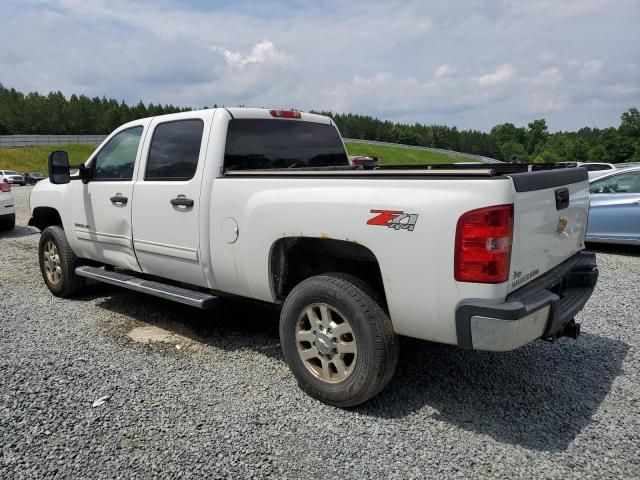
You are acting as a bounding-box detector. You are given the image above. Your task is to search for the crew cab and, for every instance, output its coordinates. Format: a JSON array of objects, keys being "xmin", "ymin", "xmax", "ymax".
[{"xmin": 29, "ymin": 108, "xmax": 598, "ymax": 407}]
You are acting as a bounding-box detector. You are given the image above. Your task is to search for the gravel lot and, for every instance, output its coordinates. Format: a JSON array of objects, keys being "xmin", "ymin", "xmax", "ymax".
[{"xmin": 1, "ymin": 186, "xmax": 639, "ymax": 479}]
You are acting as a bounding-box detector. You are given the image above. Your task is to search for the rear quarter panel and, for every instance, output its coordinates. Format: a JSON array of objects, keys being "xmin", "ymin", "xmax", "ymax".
[{"xmin": 208, "ymin": 177, "xmax": 514, "ymax": 344}]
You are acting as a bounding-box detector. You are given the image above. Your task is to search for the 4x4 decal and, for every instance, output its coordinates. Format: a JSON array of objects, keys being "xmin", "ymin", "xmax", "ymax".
[{"xmin": 367, "ymin": 209, "xmax": 419, "ymax": 232}]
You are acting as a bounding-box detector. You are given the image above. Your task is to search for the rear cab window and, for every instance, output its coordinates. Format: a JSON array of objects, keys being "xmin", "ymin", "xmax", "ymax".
[{"xmin": 224, "ymin": 119, "xmax": 348, "ymax": 171}]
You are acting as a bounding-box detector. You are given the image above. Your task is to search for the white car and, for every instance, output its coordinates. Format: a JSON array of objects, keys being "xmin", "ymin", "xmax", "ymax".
[
  {"xmin": 0, "ymin": 170, "xmax": 25, "ymax": 186},
  {"xmin": 0, "ymin": 182, "xmax": 16, "ymax": 231},
  {"xmin": 28, "ymin": 108, "xmax": 598, "ymax": 406},
  {"xmin": 558, "ymin": 162, "xmax": 616, "ymax": 180}
]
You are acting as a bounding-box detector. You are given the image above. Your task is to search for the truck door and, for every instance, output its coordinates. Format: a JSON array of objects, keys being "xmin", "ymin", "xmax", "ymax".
[
  {"xmin": 131, "ymin": 114, "xmax": 211, "ymax": 287},
  {"xmin": 70, "ymin": 121, "xmax": 149, "ymax": 270}
]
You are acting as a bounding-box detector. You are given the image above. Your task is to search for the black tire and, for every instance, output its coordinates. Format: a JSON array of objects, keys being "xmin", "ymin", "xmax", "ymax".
[
  {"xmin": 38, "ymin": 225, "xmax": 86, "ymax": 297},
  {"xmin": 280, "ymin": 273, "xmax": 398, "ymax": 407},
  {"xmin": 0, "ymin": 213, "xmax": 15, "ymax": 231}
]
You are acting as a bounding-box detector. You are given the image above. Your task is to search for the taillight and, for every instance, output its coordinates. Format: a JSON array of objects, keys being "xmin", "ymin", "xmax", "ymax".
[
  {"xmin": 454, "ymin": 204, "xmax": 513, "ymax": 284},
  {"xmin": 0, "ymin": 182, "xmax": 11, "ymax": 192},
  {"xmin": 269, "ymin": 109, "xmax": 301, "ymax": 119}
]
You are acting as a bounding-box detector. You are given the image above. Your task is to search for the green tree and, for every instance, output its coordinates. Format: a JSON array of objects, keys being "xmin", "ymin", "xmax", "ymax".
[
  {"xmin": 620, "ymin": 107, "xmax": 640, "ymax": 138},
  {"xmin": 500, "ymin": 140, "xmax": 528, "ymax": 162},
  {"xmin": 526, "ymin": 119, "xmax": 549, "ymax": 155},
  {"xmin": 566, "ymin": 139, "xmax": 589, "ymax": 162},
  {"xmin": 587, "ymin": 144, "xmax": 607, "ymax": 163},
  {"xmin": 534, "ymin": 149, "xmax": 561, "ymax": 163}
]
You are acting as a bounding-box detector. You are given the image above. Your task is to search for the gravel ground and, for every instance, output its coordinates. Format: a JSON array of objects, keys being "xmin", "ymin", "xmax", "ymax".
[{"xmin": 1, "ymin": 186, "xmax": 639, "ymax": 479}]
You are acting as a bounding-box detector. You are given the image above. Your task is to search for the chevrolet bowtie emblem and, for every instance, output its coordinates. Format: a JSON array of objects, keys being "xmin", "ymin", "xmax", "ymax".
[{"xmin": 555, "ymin": 217, "xmax": 569, "ymax": 235}]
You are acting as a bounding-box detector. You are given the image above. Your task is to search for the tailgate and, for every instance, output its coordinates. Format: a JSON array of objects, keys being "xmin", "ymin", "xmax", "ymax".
[{"xmin": 507, "ymin": 168, "xmax": 589, "ymax": 293}]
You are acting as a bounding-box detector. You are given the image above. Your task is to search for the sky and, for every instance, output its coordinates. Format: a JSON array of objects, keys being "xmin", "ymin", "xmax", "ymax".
[{"xmin": 1, "ymin": 0, "xmax": 639, "ymax": 131}]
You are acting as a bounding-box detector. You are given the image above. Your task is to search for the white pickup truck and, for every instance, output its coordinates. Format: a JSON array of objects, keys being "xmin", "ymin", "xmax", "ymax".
[{"xmin": 29, "ymin": 108, "xmax": 598, "ymax": 407}]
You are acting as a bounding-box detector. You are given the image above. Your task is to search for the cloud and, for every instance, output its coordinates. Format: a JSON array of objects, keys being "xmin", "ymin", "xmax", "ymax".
[
  {"xmin": 579, "ymin": 60, "xmax": 604, "ymax": 78},
  {"xmin": 530, "ymin": 67, "xmax": 563, "ymax": 88},
  {"xmin": 474, "ymin": 64, "xmax": 517, "ymax": 87},
  {"xmin": 215, "ymin": 40, "xmax": 293, "ymax": 69},
  {"xmin": 0, "ymin": 0, "xmax": 637, "ymax": 130},
  {"xmin": 434, "ymin": 64, "xmax": 456, "ymax": 78}
]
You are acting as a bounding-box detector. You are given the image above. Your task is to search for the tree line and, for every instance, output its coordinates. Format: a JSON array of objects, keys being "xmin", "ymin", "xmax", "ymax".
[
  {"xmin": 320, "ymin": 109, "xmax": 640, "ymax": 163},
  {"xmin": 1, "ymin": 84, "xmax": 638, "ymax": 163},
  {"xmin": 0, "ymin": 84, "xmax": 190, "ymax": 136}
]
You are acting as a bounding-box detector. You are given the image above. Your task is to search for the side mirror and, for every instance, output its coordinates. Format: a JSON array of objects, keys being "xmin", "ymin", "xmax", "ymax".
[{"xmin": 48, "ymin": 151, "xmax": 71, "ymax": 184}]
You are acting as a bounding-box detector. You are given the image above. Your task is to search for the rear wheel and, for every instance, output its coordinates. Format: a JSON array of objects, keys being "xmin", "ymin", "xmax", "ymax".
[
  {"xmin": 38, "ymin": 226, "xmax": 85, "ymax": 297},
  {"xmin": 0, "ymin": 213, "xmax": 15, "ymax": 231},
  {"xmin": 280, "ymin": 273, "xmax": 398, "ymax": 407}
]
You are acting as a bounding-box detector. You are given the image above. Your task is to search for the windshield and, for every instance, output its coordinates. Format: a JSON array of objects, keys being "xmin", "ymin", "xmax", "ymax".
[
  {"xmin": 4, "ymin": 170, "xmax": 18, "ymax": 175},
  {"xmin": 224, "ymin": 119, "xmax": 348, "ymax": 171}
]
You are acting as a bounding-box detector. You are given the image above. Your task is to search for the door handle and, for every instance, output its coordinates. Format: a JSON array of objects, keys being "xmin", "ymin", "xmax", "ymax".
[
  {"xmin": 110, "ymin": 195, "xmax": 128, "ymax": 205},
  {"xmin": 170, "ymin": 196, "xmax": 194, "ymax": 207}
]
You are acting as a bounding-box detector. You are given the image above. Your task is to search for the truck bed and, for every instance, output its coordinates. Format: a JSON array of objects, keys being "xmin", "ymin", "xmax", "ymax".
[{"xmin": 225, "ymin": 163, "xmax": 587, "ymax": 190}]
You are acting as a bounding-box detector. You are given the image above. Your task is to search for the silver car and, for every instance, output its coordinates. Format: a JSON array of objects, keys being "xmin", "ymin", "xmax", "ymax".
[{"xmin": 586, "ymin": 166, "xmax": 640, "ymax": 245}]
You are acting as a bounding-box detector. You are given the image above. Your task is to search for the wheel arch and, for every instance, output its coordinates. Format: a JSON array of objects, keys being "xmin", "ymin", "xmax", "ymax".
[
  {"xmin": 269, "ymin": 237, "xmax": 387, "ymax": 308},
  {"xmin": 29, "ymin": 206, "xmax": 63, "ymax": 231}
]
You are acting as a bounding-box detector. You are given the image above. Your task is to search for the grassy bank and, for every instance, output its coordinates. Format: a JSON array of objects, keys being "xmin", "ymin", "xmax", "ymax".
[
  {"xmin": 0, "ymin": 144, "xmax": 97, "ymax": 173},
  {"xmin": 0, "ymin": 141, "xmax": 461, "ymax": 173},
  {"xmin": 345, "ymin": 142, "xmax": 462, "ymax": 164}
]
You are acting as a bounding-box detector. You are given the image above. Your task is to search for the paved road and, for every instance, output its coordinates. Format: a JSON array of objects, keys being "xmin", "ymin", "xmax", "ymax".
[{"xmin": 1, "ymin": 186, "xmax": 639, "ymax": 478}]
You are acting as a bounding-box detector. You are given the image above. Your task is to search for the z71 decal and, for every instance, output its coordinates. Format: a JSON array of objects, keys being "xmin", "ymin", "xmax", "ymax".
[{"xmin": 367, "ymin": 210, "xmax": 419, "ymax": 232}]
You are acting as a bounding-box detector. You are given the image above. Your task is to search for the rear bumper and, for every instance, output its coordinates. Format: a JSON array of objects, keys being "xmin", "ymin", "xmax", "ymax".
[{"xmin": 456, "ymin": 251, "xmax": 598, "ymax": 351}]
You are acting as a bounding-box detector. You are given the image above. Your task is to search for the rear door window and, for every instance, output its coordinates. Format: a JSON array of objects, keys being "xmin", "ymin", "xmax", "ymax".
[
  {"xmin": 224, "ymin": 119, "xmax": 348, "ymax": 170},
  {"xmin": 145, "ymin": 119, "xmax": 204, "ymax": 181}
]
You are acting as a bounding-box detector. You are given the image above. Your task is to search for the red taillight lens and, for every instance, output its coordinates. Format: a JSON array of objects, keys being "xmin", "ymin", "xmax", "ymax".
[
  {"xmin": 269, "ymin": 109, "xmax": 301, "ymax": 119},
  {"xmin": 454, "ymin": 204, "xmax": 513, "ymax": 284},
  {"xmin": 0, "ymin": 182, "xmax": 11, "ymax": 192}
]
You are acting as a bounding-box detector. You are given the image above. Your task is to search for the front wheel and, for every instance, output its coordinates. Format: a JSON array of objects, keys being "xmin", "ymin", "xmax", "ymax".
[
  {"xmin": 38, "ymin": 226, "xmax": 86, "ymax": 297},
  {"xmin": 280, "ymin": 273, "xmax": 398, "ymax": 407}
]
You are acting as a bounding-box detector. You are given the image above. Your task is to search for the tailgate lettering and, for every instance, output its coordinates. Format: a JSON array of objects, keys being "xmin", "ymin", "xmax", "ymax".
[{"xmin": 511, "ymin": 268, "xmax": 540, "ymax": 289}]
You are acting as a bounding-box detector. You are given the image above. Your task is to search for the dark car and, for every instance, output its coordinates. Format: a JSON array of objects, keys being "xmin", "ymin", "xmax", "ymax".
[
  {"xmin": 347, "ymin": 155, "xmax": 379, "ymax": 167},
  {"xmin": 23, "ymin": 172, "xmax": 46, "ymax": 185}
]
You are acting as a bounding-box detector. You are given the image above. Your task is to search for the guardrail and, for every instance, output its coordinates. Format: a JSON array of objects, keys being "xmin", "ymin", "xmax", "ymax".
[
  {"xmin": 343, "ymin": 138, "xmax": 501, "ymax": 163},
  {"xmin": 0, "ymin": 135, "xmax": 107, "ymax": 148}
]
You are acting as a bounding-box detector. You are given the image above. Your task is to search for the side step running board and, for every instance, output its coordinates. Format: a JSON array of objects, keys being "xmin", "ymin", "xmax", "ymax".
[{"xmin": 75, "ymin": 266, "xmax": 218, "ymax": 309}]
